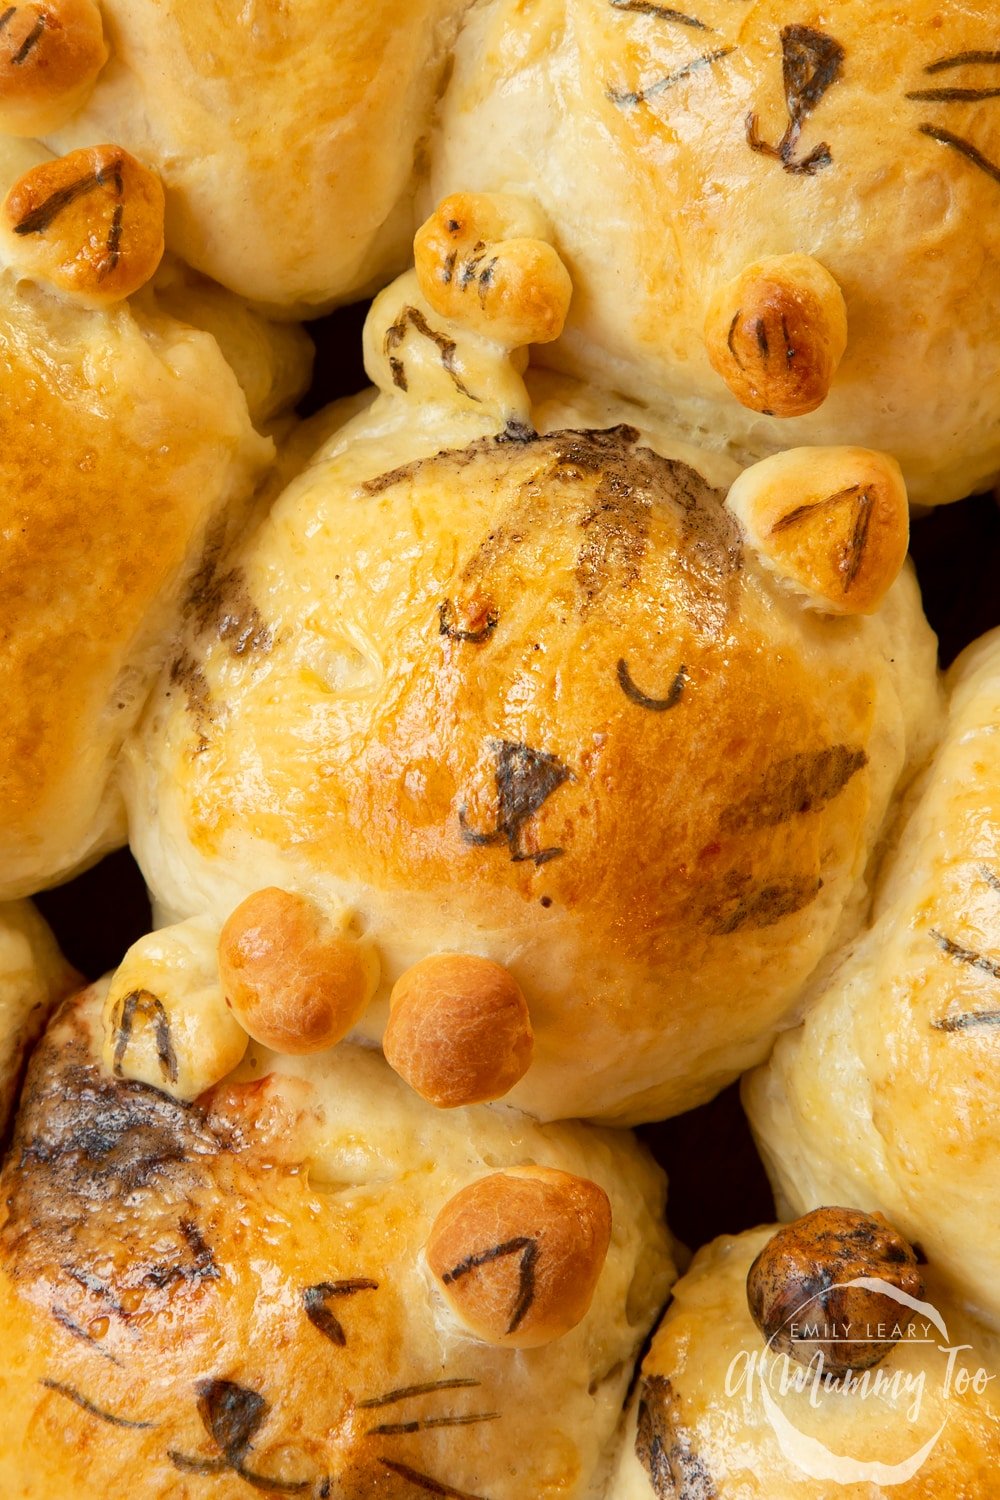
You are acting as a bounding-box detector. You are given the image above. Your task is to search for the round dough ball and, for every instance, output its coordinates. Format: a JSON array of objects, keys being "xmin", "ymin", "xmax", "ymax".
[
  {"xmin": 0, "ymin": 981, "xmax": 675, "ymax": 1500},
  {"xmin": 430, "ymin": 0, "xmax": 1000, "ymax": 505},
  {"xmin": 385, "ymin": 954, "xmax": 533, "ymax": 1107},
  {"xmin": 218, "ymin": 888, "xmax": 379, "ymax": 1057},
  {"xmin": 123, "ymin": 316, "xmax": 940, "ymax": 1123},
  {"xmin": 426, "ymin": 1167, "xmax": 611, "ymax": 1347},
  {"xmin": 611, "ymin": 1225, "xmax": 1000, "ymax": 1499},
  {"xmin": 745, "ymin": 626, "xmax": 1000, "ymax": 1332}
]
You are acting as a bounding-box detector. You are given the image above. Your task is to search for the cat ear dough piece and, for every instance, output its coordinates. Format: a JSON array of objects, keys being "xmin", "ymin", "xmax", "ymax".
[
  {"xmin": 415, "ymin": 192, "xmax": 572, "ymax": 350},
  {"xmin": 727, "ymin": 446, "xmax": 909, "ymax": 615},
  {"xmin": 1, "ymin": 144, "xmax": 165, "ymax": 305},
  {"xmin": 384, "ymin": 953, "xmax": 533, "ymax": 1108},
  {"xmin": 426, "ymin": 1167, "xmax": 612, "ymax": 1349},
  {"xmin": 218, "ymin": 887, "xmax": 379, "ymax": 1056},
  {"xmin": 704, "ymin": 255, "xmax": 848, "ymax": 418},
  {"xmin": 0, "ymin": 0, "xmax": 107, "ymax": 136}
]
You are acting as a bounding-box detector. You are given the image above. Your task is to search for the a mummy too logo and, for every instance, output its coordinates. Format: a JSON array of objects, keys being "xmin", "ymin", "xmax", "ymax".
[{"xmin": 725, "ymin": 1277, "xmax": 995, "ymax": 1485}]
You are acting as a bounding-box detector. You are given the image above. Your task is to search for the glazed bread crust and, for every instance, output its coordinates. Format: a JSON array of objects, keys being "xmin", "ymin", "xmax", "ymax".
[
  {"xmin": 745, "ymin": 627, "xmax": 1000, "ymax": 1331},
  {"xmin": 124, "ymin": 353, "xmax": 940, "ymax": 1124},
  {"xmin": 0, "ymin": 901, "xmax": 76, "ymax": 1134},
  {"xmin": 45, "ymin": 0, "xmax": 473, "ymax": 311},
  {"xmin": 431, "ymin": 0, "xmax": 1000, "ymax": 504},
  {"xmin": 0, "ymin": 985, "xmax": 674, "ymax": 1500},
  {"xmin": 610, "ymin": 1226, "xmax": 1000, "ymax": 1498},
  {"xmin": 0, "ymin": 137, "xmax": 311, "ymax": 897}
]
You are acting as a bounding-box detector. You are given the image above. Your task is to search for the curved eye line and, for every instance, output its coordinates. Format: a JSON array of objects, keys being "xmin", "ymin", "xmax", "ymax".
[
  {"xmin": 609, "ymin": 0, "xmax": 713, "ymax": 33},
  {"xmin": 617, "ymin": 658, "xmax": 687, "ymax": 711}
]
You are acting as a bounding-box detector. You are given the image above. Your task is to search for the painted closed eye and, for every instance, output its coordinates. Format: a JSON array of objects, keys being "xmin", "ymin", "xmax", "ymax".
[
  {"xmin": 909, "ymin": 50, "xmax": 1000, "ymax": 187},
  {"xmin": 603, "ymin": 0, "xmax": 737, "ymax": 108}
]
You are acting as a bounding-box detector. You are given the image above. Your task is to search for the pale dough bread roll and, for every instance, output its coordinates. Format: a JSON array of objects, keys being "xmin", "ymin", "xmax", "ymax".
[
  {"xmin": 123, "ymin": 253, "xmax": 941, "ymax": 1125},
  {"xmin": 744, "ymin": 626, "xmax": 1000, "ymax": 1331},
  {"xmin": 610, "ymin": 1223, "xmax": 1000, "ymax": 1498},
  {"xmin": 0, "ymin": 136, "xmax": 312, "ymax": 898},
  {"xmin": 36, "ymin": 0, "xmax": 474, "ymax": 311},
  {"xmin": 0, "ymin": 980, "xmax": 675, "ymax": 1500},
  {"xmin": 430, "ymin": 0, "xmax": 1000, "ymax": 505},
  {"xmin": 0, "ymin": 900, "xmax": 76, "ymax": 1133}
]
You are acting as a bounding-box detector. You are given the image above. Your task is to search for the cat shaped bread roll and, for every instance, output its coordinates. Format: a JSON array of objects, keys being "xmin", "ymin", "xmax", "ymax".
[
  {"xmin": 744, "ymin": 626, "xmax": 1000, "ymax": 1331},
  {"xmin": 8, "ymin": 0, "xmax": 472, "ymax": 311},
  {"xmin": 0, "ymin": 900, "xmax": 76, "ymax": 1133},
  {"xmin": 0, "ymin": 965, "xmax": 675, "ymax": 1500},
  {"xmin": 611, "ymin": 1214, "xmax": 1000, "ymax": 1499},
  {"xmin": 430, "ymin": 0, "xmax": 1000, "ymax": 505},
  {"xmin": 0, "ymin": 135, "xmax": 311, "ymax": 898},
  {"xmin": 124, "ymin": 209, "xmax": 940, "ymax": 1125}
]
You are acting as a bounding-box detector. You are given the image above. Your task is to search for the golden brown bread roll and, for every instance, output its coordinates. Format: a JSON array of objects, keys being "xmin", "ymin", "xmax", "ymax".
[
  {"xmin": 0, "ymin": 136, "xmax": 311, "ymax": 898},
  {"xmin": 611, "ymin": 1220, "xmax": 1000, "ymax": 1498},
  {"xmin": 36, "ymin": 0, "xmax": 474, "ymax": 311},
  {"xmin": 0, "ymin": 980, "xmax": 675, "ymax": 1499},
  {"xmin": 430, "ymin": 0, "xmax": 1000, "ymax": 505},
  {"xmin": 0, "ymin": 899, "xmax": 76, "ymax": 1133},
  {"xmin": 123, "ymin": 251, "xmax": 941, "ymax": 1125},
  {"xmin": 744, "ymin": 625, "xmax": 1000, "ymax": 1332}
]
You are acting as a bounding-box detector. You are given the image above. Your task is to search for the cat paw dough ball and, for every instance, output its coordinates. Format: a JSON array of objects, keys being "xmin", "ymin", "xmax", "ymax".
[
  {"xmin": 102, "ymin": 919, "xmax": 248, "ymax": 1101},
  {"xmin": 609, "ymin": 1218, "xmax": 1000, "ymax": 1499},
  {"xmin": 728, "ymin": 446, "xmax": 909, "ymax": 614},
  {"xmin": 0, "ymin": 976, "xmax": 675, "ymax": 1500},
  {"xmin": 415, "ymin": 192, "xmax": 572, "ymax": 348},
  {"xmin": 218, "ymin": 887, "xmax": 379, "ymax": 1056},
  {"xmin": 704, "ymin": 254, "xmax": 848, "ymax": 418},
  {"xmin": 745, "ymin": 626, "xmax": 1000, "ymax": 1332},
  {"xmin": 0, "ymin": 1, "xmax": 106, "ymax": 137},
  {"xmin": 431, "ymin": 0, "xmax": 1000, "ymax": 504},
  {"xmin": 384, "ymin": 954, "xmax": 533, "ymax": 1108},
  {"xmin": 1, "ymin": 143, "xmax": 164, "ymax": 303},
  {"xmin": 123, "ymin": 233, "xmax": 941, "ymax": 1125},
  {"xmin": 427, "ymin": 1167, "xmax": 612, "ymax": 1347},
  {"xmin": 0, "ymin": 136, "xmax": 311, "ymax": 898},
  {"xmin": 745, "ymin": 1207, "xmax": 924, "ymax": 1376}
]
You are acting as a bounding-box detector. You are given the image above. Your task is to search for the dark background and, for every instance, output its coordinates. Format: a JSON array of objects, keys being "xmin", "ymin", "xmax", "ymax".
[{"xmin": 34, "ymin": 303, "xmax": 1000, "ymax": 1255}]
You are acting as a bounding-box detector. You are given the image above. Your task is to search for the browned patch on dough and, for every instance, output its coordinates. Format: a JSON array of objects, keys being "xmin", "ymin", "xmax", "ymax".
[
  {"xmin": 458, "ymin": 427, "xmax": 741, "ymax": 628},
  {"xmin": 185, "ymin": 545, "xmax": 272, "ymax": 660},
  {"xmin": 719, "ymin": 745, "xmax": 867, "ymax": 835},
  {"xmin": 705, "ymin": 873, "xmax": 823, "ymax": 936},
  {"xmin": 636, "ymin": 1375, "xmax": 717, "ymax": 1498},
  {"xmin": 2, "ymin": 1008, "xmax": 222, "ymax": 1304}
]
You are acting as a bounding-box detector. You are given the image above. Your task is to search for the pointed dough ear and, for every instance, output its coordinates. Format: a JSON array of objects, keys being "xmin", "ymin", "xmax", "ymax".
[
  {"xmin": 727, "ymin": 446, "xmax": 909, "ymax": 614},
  {"xmin": 704, "ymin": 254, "xmax": 847, "ymax": 417}
]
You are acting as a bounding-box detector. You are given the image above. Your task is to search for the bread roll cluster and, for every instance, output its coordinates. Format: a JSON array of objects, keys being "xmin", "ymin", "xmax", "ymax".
[{"xmin": 0, "ymin": 4, "xmax": 997, "ymax": 1495}]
